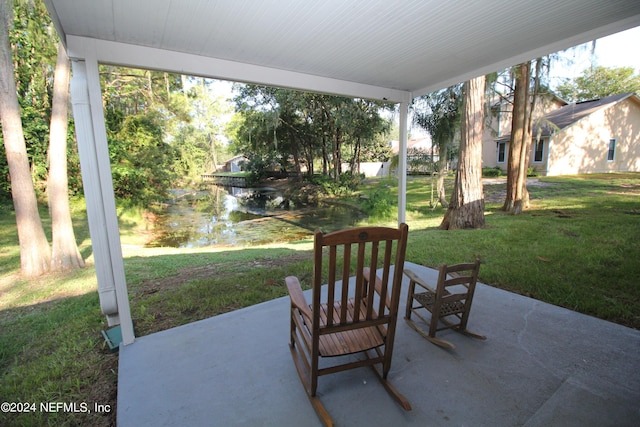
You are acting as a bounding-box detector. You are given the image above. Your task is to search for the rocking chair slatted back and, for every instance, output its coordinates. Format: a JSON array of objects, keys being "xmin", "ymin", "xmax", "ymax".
[{"xmin": 313, "ymin": 226, "xmax": 403, "ymax": 334}]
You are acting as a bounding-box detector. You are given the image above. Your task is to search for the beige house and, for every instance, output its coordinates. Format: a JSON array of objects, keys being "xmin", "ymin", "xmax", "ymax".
[{"xmin": 483, "ymin": 92, "xmax": 640, "ymax": 176}]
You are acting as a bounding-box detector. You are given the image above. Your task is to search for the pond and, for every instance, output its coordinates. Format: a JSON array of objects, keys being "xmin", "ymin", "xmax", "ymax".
[{"xmin": 146, "ymin": 185, "xmax": 368, "ymax": 248}]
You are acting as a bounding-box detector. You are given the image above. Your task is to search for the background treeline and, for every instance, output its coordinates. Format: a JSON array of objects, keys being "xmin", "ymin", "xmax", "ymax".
[{"xmin": 229, "ymin": 85, "xmax": 395, "ymax": 183}]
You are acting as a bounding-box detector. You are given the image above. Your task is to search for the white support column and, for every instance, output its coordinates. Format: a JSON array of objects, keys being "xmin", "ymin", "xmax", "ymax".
[
  {"xmin": 70, "ymin": 59, "xmax": 135, "ymax": 346},
  {"xmin": 398, "ymin": 101, "xmax": 409, "ymax": 225}
]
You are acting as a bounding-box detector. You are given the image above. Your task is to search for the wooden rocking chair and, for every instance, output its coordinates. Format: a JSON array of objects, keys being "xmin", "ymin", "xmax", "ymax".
[
  {"xmin": 404, "ymin": 260, "xmax": 486, "ymax": 350},
  {"xmin": 286, "ymin": 224, "xmax": 411, "ymax": 427}
]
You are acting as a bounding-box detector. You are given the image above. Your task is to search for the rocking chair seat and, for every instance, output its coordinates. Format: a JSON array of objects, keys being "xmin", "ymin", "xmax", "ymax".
[
  {"xmin": 412, "ymin": 290, "xmax": 466, "ymax": 317},
  {"xmin": 316, "ymin": 300, "xmax": 385, "ymax": 357},
  {"xmin": 287, "ymin": 276, "xmax": 386, "ymax": 357}
]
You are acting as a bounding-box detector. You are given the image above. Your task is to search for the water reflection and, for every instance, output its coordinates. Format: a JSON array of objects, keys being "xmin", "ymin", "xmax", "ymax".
[{"xmin": 147, "ymin": 186, "xmax": 366, "ymax": 248}]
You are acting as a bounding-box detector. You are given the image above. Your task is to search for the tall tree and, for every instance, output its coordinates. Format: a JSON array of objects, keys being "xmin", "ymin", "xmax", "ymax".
[
  {"xmin": 440, "ymin": 75, "xmax": 486, "ymax": 230},
  {"xmin": 502, "ymin": 62, "xmax": 530, "ymax": 214},
  {"xmin": 0, "ymin": 0, "xmax": 50, "ymax": 276},
  {"xmin": 501, "ymin": 59, "xmax": 545, "ymax": 214},
  {"xmin": 172, "ymin": 78, "xmax": 233, "ymax": 180},
  {"xmin": 413, "ymin": 84, "xmax": 463, "ymax": 208},
  {"xmin": 556, "ymin": 66, "xmax": 640, "ymax": 102},
  {"xmin": 101, "ymin": 66, "xmax": 195, "ymax": 205},
  {"xmin": 110, "ymin": 111, "xmax": 178, "ymax": 205},
  {"xmin": 10, "ymin": 0, "xmax": 57, "ymax": 192},
  {"xmin": 47, "ymin": 41, "xmax": 84, "ymax": 271},
  {"xmin": 345, "ymin": 98, "xmax": 392, "ymax": 173}
]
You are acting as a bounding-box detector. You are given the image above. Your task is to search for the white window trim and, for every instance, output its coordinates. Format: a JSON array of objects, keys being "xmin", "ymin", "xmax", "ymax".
[
  {"xmin": 607, "ymin": 138, "xmax": 616, "ymax": 162},
  {"xmin": 497, "ymin": 141, "xmax": 506, "ymax": 164},
  {"xmin": 533, "ymin": 137, "xmax": 546, "ymax": 163}
]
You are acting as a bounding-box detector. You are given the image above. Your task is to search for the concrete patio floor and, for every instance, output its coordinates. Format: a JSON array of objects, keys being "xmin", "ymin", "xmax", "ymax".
[{"xmin": 117, "ymin": 262, "xmax": 640, "ymax": 426}]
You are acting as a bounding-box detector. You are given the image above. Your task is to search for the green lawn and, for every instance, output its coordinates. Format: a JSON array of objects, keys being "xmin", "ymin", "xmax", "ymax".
[
  {"xmin": 364, "ymin": 173, "xmax": 640, "ymax": 327},
  {"xmin": 1, "ymin": 173, "xmax": 639, "ymax": 426}
]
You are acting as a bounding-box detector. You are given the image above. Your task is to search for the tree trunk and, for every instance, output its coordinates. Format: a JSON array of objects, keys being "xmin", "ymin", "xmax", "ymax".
[
  {"xmin": 319, "ymin": 99, "xmax": 333, "ymax": 177},
  {"xmin": 440, "ymin": 76, "xmax": 485, "ymax": 230},
  {"xmin": 353, "ymin": 136, "xmax": 361, "ymax": 173},
  {"xmin": 519, "ymin": 58, "xmax": 543, "ymax": 211},
  {"xmin": 321, "ymin": 133, "xmax": 328, "ymax": 175},
  {"xmin": 0, "ymin": 0, "xmax": 50, "ymax": 276},
  {"xmin": 436, "ymin": 143, "xmax": 448, "ymax": 208},
  {"xmin": 503, "ymin": 62, "xmax": 532, "ymax": 214},
  {"xmin": 333, "ymin": 127, "xmax": 342, "ymax": 180},
  {"xmin": 502, "ymin": 63, "xmax": 527, "ymax": 211},
  {"xmin": 290, "ymin": 132, "xmax": 303, "ymax": 181},
  {"xmin": 48, "ymin": 41, "xmax": 85, "ymax": 271}
]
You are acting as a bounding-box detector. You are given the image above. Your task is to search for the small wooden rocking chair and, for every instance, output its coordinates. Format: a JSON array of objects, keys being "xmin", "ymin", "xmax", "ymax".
[
  {"xmin": 404, "ymin": 260, "xmax": 486, "ymax": 350},
  {"xmin": 286, "ymin": 224, "xmax": 411, "ymax": 427}
]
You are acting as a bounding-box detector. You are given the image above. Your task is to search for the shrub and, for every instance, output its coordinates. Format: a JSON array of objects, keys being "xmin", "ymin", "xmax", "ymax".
[
  {"xmin": 482, "ymin": 167, "xmax": 502, "ymax": 177},
  {"xmin": 304, "ymin": 172, "xmax": 364, "ymax": 197},
  {"xmin": 338, "ymin": 171, "xmax": 365, "ymax": 192},
  {"xmin": 284, "ymin": 181, "xmax": 322, "ymax": 206},
  {"xmin": 243, "ymin": 155, "xmax": 269, "ymax": 186},
  {"xmin": 361, "ymin": 189, "xmax": 395, "ymax": 219}
]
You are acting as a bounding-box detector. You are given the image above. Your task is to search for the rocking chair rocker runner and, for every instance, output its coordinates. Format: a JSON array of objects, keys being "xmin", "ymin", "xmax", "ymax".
[
  {"xmin": 286, "ymin": 224, "xmax": 411, "ymax": 427},
  {"xmin": 404, "ymin": 260, "xmax": 486, "ymax": 350}
]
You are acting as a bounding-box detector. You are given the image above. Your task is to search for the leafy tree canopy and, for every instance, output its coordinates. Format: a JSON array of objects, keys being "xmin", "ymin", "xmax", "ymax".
[
  {"xmin": 229, "ymin": 84, "xmax": 393, "ymax": 179},
  {"xmin": 556, "ymin": 66, "xmax": 640, "ymax": 102}
]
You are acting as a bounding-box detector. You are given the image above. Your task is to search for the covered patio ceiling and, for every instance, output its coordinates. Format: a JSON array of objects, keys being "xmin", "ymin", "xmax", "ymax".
[
  {"xmin": 46, "ymin": 0, "xmax": 640, "ymax": 102},
  {"xmin": 43, "ymin": 0, "xmax": 640, "ymax": 346}
]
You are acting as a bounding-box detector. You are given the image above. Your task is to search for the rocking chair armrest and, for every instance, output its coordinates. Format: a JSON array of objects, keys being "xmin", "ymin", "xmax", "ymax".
[
  {"xmin": 285, "ymin": 276, "xmax": 313, "ymax": 322},
  {"xmin": 403, "ymin": 269, "xmax": 436, "ymax": 293}
]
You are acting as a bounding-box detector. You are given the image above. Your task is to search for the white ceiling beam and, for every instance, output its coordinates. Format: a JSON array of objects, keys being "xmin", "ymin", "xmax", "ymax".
[{"xmin": 66, "ymin": 36, "xmax": 412, "ymax": 104}]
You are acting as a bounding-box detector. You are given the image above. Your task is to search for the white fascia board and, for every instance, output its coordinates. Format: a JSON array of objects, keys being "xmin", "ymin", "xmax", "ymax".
[
  {"xmin": 66, "ymin": 36, "xmax": 412, "ymax": 104},
  {"xmin": 411, "ymin": 15, "xmax": 640, "ymax": 98}
]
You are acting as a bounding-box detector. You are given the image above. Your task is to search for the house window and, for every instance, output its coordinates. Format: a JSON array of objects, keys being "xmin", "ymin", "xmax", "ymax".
[
  {"xmin": 497, "ymin": 142, "xmax": 506, "ymax": 163},
  {"xmin": 533, "ymin": 138, "xmax": 545, "ymax": 162},
  {"xmin": 607, "ymin": 138, "xmax": 616, "ymax": 161}
]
